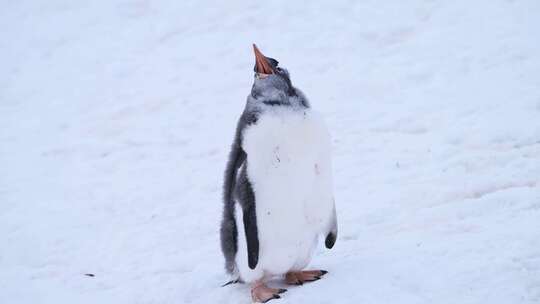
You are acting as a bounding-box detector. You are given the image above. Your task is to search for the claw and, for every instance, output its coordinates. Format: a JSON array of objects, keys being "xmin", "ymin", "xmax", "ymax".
[
  {"xmin": 262, "ymin": 295, "xmax": 280, "ymax": 303},
  {"xmin": 221, "ymin": 278, "xmax": 240, "ymax": 287},
  {"xmin": 251, "ymin": 281, "xmax": 285, "ymax": 303},
  {"xmin": 286, "ymin": 270, "xmax": 327, "ymax": 285}
]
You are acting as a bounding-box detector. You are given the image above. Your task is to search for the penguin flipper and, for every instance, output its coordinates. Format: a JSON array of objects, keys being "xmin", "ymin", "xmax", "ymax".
[
  {"xmin": 221, "ymin": 129, "xmax": 248, "ymax": 274},
  {"xmin": 221, "ymin": 108, "xmax": 259, "ymax": 273},
  {"xmin": 325, "ymin": 231, "xmax": 337, "ymax": 249},
  {"xmin": 237, "ymin": 168, "xmax": 260, "ymax": 269},
  {"xmin": 324, "ymin": 202, "xmax": 338, "ymax": 249},
  {"xmin": 243, "ymin": 202, "xmax": 259, "ymax": 269}
]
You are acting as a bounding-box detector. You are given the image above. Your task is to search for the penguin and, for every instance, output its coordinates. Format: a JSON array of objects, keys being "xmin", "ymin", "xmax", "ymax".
[{"xmin": 220, "ymin": 44, "xmax": 338, "ymax": 303}]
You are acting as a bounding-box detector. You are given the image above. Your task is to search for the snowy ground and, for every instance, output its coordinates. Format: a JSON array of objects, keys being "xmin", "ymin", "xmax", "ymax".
[{"xmin": 1, "ymin": 1, "xmax": 540, "ymax": 303}]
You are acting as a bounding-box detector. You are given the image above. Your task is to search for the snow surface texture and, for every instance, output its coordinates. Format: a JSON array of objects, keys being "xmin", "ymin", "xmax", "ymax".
[{"xmin": 1, "ymin": 1, "xmax": 539, "ymax": 303}]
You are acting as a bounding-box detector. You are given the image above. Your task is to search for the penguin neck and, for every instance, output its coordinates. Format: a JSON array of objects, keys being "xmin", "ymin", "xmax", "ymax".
[
  {"xmin": 250, "ymin": 86, "xmax": 308, "ymax": 109},
  {"xmin": 252, "ymin": 87, "xmax": 287, "ymax": 103}
]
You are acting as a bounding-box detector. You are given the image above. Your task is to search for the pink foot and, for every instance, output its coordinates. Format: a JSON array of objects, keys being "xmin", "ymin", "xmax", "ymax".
[
  {"xmin": 285, "ymin": 270, "xmax": 328, "ymax": 285},
  {"xmin": 251, "ymin": 281, "xmax": 287, "ymax": 303}
]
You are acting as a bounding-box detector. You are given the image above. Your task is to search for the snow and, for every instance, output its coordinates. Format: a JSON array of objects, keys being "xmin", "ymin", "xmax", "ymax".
[{"xmin": 1, "ymin": 1, "xmax": 539, "ymax": 303}]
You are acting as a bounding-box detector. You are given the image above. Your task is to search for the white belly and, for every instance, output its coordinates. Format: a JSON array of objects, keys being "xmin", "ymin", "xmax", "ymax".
[{"xmin": 235, "ymin": 108, "xmax": 334, "ymax": 282}]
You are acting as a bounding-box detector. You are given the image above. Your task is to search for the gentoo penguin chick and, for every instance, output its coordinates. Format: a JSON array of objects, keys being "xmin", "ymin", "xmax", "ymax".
[{"xmin": 220, "ymin": 44, "xmax": 338, "ymax": 303}]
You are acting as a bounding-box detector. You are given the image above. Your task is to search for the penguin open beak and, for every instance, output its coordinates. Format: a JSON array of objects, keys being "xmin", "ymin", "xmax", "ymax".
[{"xmin": 253, "ymin": 44, "xmax": 274, "ymax": 75}]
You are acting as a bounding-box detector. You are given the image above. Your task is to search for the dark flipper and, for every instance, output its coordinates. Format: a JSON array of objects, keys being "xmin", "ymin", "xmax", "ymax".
[
  {"xmin": 324, "ymin": 202, "xmax": 338, "ymax": 249},
  {"xmin": 221, "ymin": 108, "xmax": 260, "ymax": 273},
  {"xmin": 243, "ymin": 203, "xmax": 259, "ymax": 269},
  {"xmin": 220, "ymin": 142, "xmax": 246, "ymax": 274},
  {"xmin": 237, "ymin": 167, "xmax": 259, "ymax": 269},
  {"xmin": 325, "ymin": 232, "xmax": 336, "ymax": 249}
]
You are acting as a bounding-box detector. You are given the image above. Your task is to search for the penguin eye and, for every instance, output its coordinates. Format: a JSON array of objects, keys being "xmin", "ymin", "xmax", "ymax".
[{"xmin": 277, "ymin": 67, "xmax": 289, "ymax": 78}]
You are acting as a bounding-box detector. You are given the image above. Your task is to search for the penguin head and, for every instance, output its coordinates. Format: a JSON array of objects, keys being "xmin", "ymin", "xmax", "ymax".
[{"xmin": 251, "ymin": 44, "xmax": 297, "ymax": 100}]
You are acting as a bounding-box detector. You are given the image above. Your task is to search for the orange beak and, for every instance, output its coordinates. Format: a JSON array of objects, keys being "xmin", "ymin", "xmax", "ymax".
[{"xmin": 253, "ymin": 44, "xmax": 274, "ymax": 75}]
